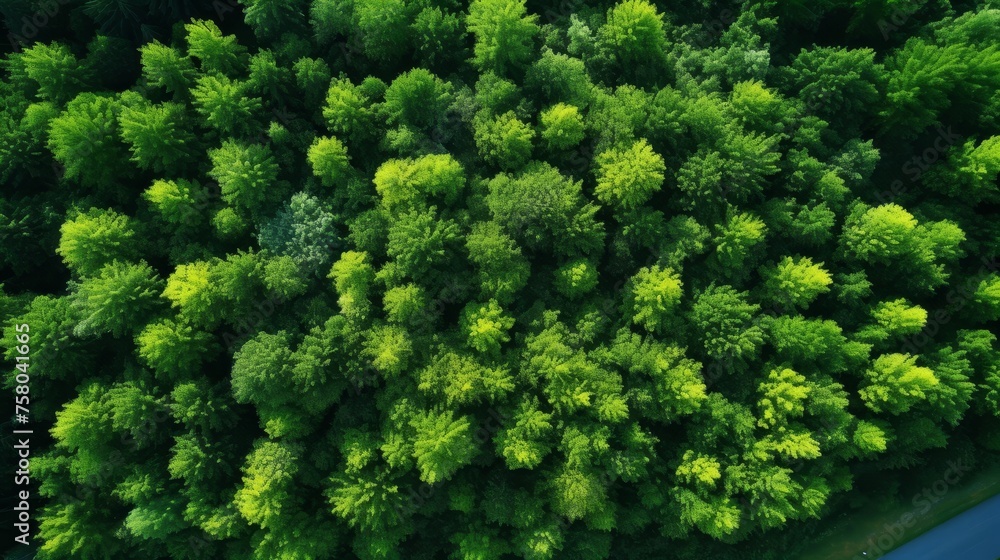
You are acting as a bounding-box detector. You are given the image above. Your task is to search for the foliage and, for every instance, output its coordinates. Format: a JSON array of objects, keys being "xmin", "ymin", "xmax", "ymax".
[
  {"xmin": 56, "ymin": 208, "xmax": 140, "ymax": 276},
  {"xmin": 540, "ymin": 103, "xmax": 585, "ymax": 150},
  {"xmin": 467, "ymin": 0, "xmax": 539, "ymax": 75},
  {"xmin": 593, "ymin": 139, "xmax": 666, "ymax": 211},
  {"xmin": 4, "ymin": 3, "xmax": 1000, "ymax": 560}
]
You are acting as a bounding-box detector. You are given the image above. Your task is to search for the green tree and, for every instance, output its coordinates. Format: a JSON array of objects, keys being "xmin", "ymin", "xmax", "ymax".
[
  {"xmin": 118, "ymin": 98, "xmax": 195, "ymax": 173},
  {"xmin": 239, "ymin": 0, "xmax": 307, "ymax": 40},
  {"xmin": 373, "ymin": 154, "xmax": 466, "ymax": 211},
  {"xmin": 72, "ymin": 261, "xmax": 164, "ymax": 337},
  {"xmin": 293, "ymin": 56, "xmax": 332, "ymax": 110},
  {"xmin": 603, "ymin": 330, "xmax": 707, "ymax": 421},
  {"xmin": 781, "ymin": 46, "xmax": 883, "ymax": 132},
  {"xmin": 467, "ymin": 0, "xmax": 539, "ymax": 75},
  {"xmin": 553, "ymin": 258, "xmax": 598, "ymax": 300},
  {"xmin": 594, "ymin": 0, "xmax": 669, "ymax": 85},
  {"xmin": 208, "ymin": 141, "xmax": 281, "ymax": 213},
  {"xmin": 418, "ymin": 350, "xmax": 514, "ymax": 406},
  {"xmin": 465, "ymin": 221, "xmax": 531, "ymax": 303},
  {"xmin": 711, "ymin": 211, "xmax": 768, "ymax": 279},
  {"xmin": 384, "ymin": 68, "xmax": 454, "ymax": 131},
  {"xmin": 323, "ymin": 77, "xmax": 374, "ymax": 139},
  {"xmin": 461, "ymin": 299, "xmax": 515, "ymax": 355},
  {"xmin": 840, "ymin": 203, "xmax": 918, "ymax": 262},
  {"xmin": 308, "ymin": 136, "xmax": 352, "ymax": 187},
  {"xmin": 859, "ymin": 353, "xmax": 939, "ymax": 414},
  {"xmin": 330, "ymin": 250, "xmax": 376, "ymax": 321},
  {"xmin": 136, "ymin": 318, "xmax": 214, "ymax": 380},
  {"xmin": 495, "ymin": 397, "xmax": 554, "ymax": 470},
  {"xmin": 526, "ymin": 50, "xmax": 593, "ymax": 108},
  {"xmin": 235, "ymin": 440, "xmax": 300, "ymax": 528},
  {"xmin": 263, "ymin": 255, "xmax": 310, "ymax": 299},
  {"xmin": 857, "ymin": 298, "xmax": 928, "ymax": 344},
  {"xmin": 2, "ymin": 296, "xmax": 92, "ymax": 381},
  {"xmin": 412, "ymin": 6, "xmax": 467, "ymax": 68},
  {"xmin": 410, "ymin": 409, "xmax": 477, "ymax": 484},
  {"xmin": 689, "ymin": 285, "xmax": 765, "ymax": 362},
  {"xmin": 143, "ymin": 179, "xmax": 212, "ymax": 229},
  {"xmin": 475, "ymin": 71, "xmax": 523, "ymax": 115},
  {"xmin": 310, "ymin": 0, "xmax": 354, "ymax": 44},
  {"xmin": 594, "ymin": 139, "xmax": 666, "ymax": 211},
  {"xmin": 923, "ymin": 136, "xmax": 1000, "ymax": 203},
  {"xmin": 972, "ymin": 274, "xmax": 1000, "ymax": 322},
  {"xmin": 184, "ymin": 19, "xmax": 248, "ymax": 76},
  {"xmin": 47, "ymin": 93, "xmax": 130, "ymax": 189},
  {"xmin": 20, "ymin": 42, "xmax": 90, "ymax": 104},
  {"xmin": 485, "ymin": 162, "xmax": 604, "ymax": 256},
  {"xmin": 756, "ymin": 368, "xmax": 810, "ymax": 428},
  {"xmin": 139, "ymin": 41, "xmax": 196, "ymax": 95},
  {"xmin": 57, "ymin": 209, "xmax": 139, "ymax": 276},
  {"xmin": 474, "ymin": 111, "xmax": 535, "ymax": 170},
  {"xmin": 767, "ymin": 316, "xmax": 855, "ymax": 371},
  {"xmin": 162, "ymin": 261, "xmax": 221, "ymax": 327},
  {"xmin": 231, "ymin": 332, "xmax": 306, "ymax": 436},
  {"xmin": 383, "ymin": 283, "xmax": 428, "ymax": 325},
  {"xmin": 625, "ymin": 265, "xmax": 683, "ymax": 334},
  {"xmin": 880, "ymin": 40, "xmax": 1000, "ymax": 138},
  {"xmin": 191, "ymin": 74, "xmax": 263, "ymax": 136},
  {"xmin": 386, "ymin": 206, "xmax": 462, "ymax": 281},
  {"xmin": 363, "ymin": 324, "xmax": 413, "ymax": 376},
  {"xmin": 760, "ymin": 256, "xmax": 833, "ymax": 309},
  {"xmin": 522, "ymin": 314, "xmax": 628, "ymax": 422},
  {"xmin": 539, "ymin": 103, "xmax": 585, "ymax": 150},
  {"xmin": 355, "ymin": 0, "xmax": 413, "ymax": 62}
]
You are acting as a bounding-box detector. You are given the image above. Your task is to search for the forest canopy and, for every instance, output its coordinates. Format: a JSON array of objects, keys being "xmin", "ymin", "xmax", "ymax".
[{"xmin": 2, "ymin": 0, "xmax": 1000, "ymax": 559}]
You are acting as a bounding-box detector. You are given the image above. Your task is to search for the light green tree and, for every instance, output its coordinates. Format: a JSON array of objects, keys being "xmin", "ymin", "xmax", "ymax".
[
  {"xmin": 184, "ymin": 19, "xmax": 248, "ymax": 75},
  {"xmin": 540, "ymin": 103, "xmax": 585, "ymax": 150},
  {"xmin": 461, "ymin": 299, "xmax": 515, "ymax": 355},
  {"xmin": 761, "ymin": 256, "xmax": 833, "ymax": 309},
  {"xmin": 308, "ymin": 136, "xmax": 351, "ymax": 187},
  {"xmin": 859, "ymin": 353, "xmax": 939, "ymax": 414},
  {"xmin": 135, "ymin": 318, "xmax": 214, "ymax": 379},
  {"xmin": 72, "ymin": 261, "xmax": 164, "ymax": 337},
  {"xmin": 57, "ymin": 209, "xmax": 139, "ymax": 276},
  {"xmin": 410, "ymin": 409, "xmax": 477, "ymax": 484},
  {"xmin": 626, "ymin": 265, "xmax": 683, "ymax": 333},
  {"xmin": 594, "ymin": 139, "xmax": 666, "ymax": 211}
]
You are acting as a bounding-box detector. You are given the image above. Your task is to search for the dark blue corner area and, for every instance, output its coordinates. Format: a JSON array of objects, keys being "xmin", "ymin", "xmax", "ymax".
[{"xmin": 882, "ymin": 493, "xmax": 1000, "ymax": 560}]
